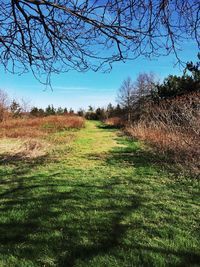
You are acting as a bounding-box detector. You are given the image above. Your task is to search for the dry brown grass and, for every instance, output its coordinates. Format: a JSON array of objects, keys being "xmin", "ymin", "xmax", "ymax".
[
  {"xmin": 104, "ymin": 117, "xmax": 124, "ymax": 127},
  {"xmin": 126, "ymin": 92, "xmax": 200, "ymax": 176},
  {"xmin": 0, "ymin": 115, "xmax": 85, "ymax": 160},
  {"xmin": 0, "ymin": 138, "xmax": 49, "ymax": 160},
  {"xmin": 0, "ymin": 115, "xmax": 85, "ymax": 138},
  {"xmin": 127, "ymin": 124, "xmax": 200, "ymax": 176}
]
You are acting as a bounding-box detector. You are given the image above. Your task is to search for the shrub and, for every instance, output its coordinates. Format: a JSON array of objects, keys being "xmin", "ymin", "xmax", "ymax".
[{"xmin": 127, "ymin": 92, "xmax": 200, "ymax": 176}]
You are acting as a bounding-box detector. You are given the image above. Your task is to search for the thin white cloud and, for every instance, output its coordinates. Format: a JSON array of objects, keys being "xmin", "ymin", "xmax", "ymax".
[
  {"xmin": 52, "ymin": 86, "xmax": 89, "ymax": 91},
  {"xmin": 49, "ymin": 86, "xmax": 116, "ymax": 94}
]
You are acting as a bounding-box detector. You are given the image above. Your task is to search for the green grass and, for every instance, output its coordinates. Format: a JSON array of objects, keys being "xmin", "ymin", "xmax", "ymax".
[{"xmin": 0, "ymin": 121, "xmax": 199, "ymax": 267}]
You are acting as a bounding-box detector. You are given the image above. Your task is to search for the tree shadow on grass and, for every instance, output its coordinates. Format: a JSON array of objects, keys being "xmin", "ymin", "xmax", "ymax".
[
  {"xmin": 0, "ymin": 171, "xmax": 142, "ymax": 265},
  {"xmin": 0, "ymin": 151, "xmax": 58, "ymax": 184},
  {"xmin": 0, "ymin": 151, "xmax": 54, "ymax": 201},
  {"xmin": 97, "ymin": 123, "xmax": 123, "ymax": 132},
  {"xmin": 107, "ymin": 135, "xmax": 187, "ymax": 179},
  {"xmin": 88, "ymin": 135, "xmax": 171, "ymax": 173},
  {"xmin": 98, "ymin": 124, "xmax": 122, "ymax": 129},
  {"xmin": 1, "ymin": 173, "xmax": 199, "ymax": 267}
]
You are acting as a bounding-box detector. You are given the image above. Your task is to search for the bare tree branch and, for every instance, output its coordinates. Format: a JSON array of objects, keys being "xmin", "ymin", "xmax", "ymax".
[{"xmin": 0, "ymin": 0, "xmax": 199, "ymax": 84}]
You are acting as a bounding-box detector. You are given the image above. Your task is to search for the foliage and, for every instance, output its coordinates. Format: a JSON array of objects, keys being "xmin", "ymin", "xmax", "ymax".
[
  {"xmin": 57, "ymin": 107, "xmax": 64, "ymax": 115},
  {"xmin": 30, "ymin": 105, "xmax": 72, "ymax": 117},
  {"xmin": 84, "ymin": 104, "xmax": 123, "ymax": 121},
  {"xmin": 185, "ymin": 52, "xmax": 200, "ymax": 82},
  {"xmin": 156, "ymin": 74, "xmax": 199, "ymax": 99},
  {"xmin": 45, "ymin": 105, "xmax": 56, "ymax": 116},
  {"xmin": 30, "ymin": 107, "xmax": 45, "ymax": 117},
  {"xmin": 155, "ymin": 55, "xmax": 200, "ymax": 99},
  {"xmin": 10, "ymin": 100, "xmax": 21, "ymax": 118},
  {"xmin": 77, "ymin": 108, "xmax": 85, "ymax": 117},
  {"xmin": 69, "ymin": 108, "xmax": 74, "ymax": 114}
]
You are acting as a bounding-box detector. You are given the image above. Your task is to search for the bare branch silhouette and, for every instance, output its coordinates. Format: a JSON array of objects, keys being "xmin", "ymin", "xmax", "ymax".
[{"xmin": 0, "ymin": 0, "xmax": 199, "ymax": 83}]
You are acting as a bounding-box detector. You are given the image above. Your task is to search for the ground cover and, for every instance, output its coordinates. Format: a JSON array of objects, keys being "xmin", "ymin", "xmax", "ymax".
[{"xmin": 0, "ymin": 121, "xmax": 199, "ymax": 267}]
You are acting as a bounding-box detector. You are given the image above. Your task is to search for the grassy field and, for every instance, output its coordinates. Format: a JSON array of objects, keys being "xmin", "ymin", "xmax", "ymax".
[{"xmin": 0, "ymin": 121, "xmax": 199, "ymax": 267}]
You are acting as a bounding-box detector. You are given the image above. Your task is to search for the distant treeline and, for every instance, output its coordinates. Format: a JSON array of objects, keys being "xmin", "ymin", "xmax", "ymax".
[
  {"xmin": 30, "ymin": 105, "xmax": 75, "ymax": 117},
  {"xmin": 29, "ymin": 104, "xmax": 123, "ymax": 120},
  {"xmin": 0, "ymin": 54, "xmax": 199, "ymax": 124}
]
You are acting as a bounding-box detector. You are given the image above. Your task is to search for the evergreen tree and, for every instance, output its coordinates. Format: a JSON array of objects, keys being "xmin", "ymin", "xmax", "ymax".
[{"xmin": 10, "ymin": 100, "xmax": 21, "ymax": 118}]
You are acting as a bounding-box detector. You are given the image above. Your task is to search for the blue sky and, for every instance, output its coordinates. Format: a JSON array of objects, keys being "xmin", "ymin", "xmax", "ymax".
[{"xmin": 0, "ymin": 41, "xmax": 198, "ymax": 111}]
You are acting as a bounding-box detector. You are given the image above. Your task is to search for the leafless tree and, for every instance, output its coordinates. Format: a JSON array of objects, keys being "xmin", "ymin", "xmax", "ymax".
[
  {"xmin": 118, "ymin": 73, "xmax": 159, "ymax": 123},
  {"xmin": 0, "ymin": 0, "xmax": 199, "ymax": 84},
  {"xmin": 0, "ymin": 89, "xmax": 9, "ymax": 122},
  {"xmin": 20, "ymin": 98, "xmax": 31, "ymax": 113},
  {"xmin": 135, "ymin": 72, "xmax": 158, "ymax": 98},
  {"xmin": 117, "ymin": 77, "xmax": 134, "ymax": 122}
]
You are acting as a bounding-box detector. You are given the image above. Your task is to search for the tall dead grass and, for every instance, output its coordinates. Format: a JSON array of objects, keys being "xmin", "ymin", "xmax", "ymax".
[
  {"xmin": 126, "ymin": 92, "xmax": 200, "ymax": 176},
  {"xmin": 104, "ymin": 117, "xmax": 124, "ymax": 127},
  {"xmin": 0, "ymin": 115, "xmax": 85, "ymax": 138}
]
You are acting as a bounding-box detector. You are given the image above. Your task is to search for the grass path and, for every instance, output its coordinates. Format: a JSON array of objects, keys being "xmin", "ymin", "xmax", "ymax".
[{"xmin": 0, "ymin": 121, "xmax": 200, "ymax": 267}]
